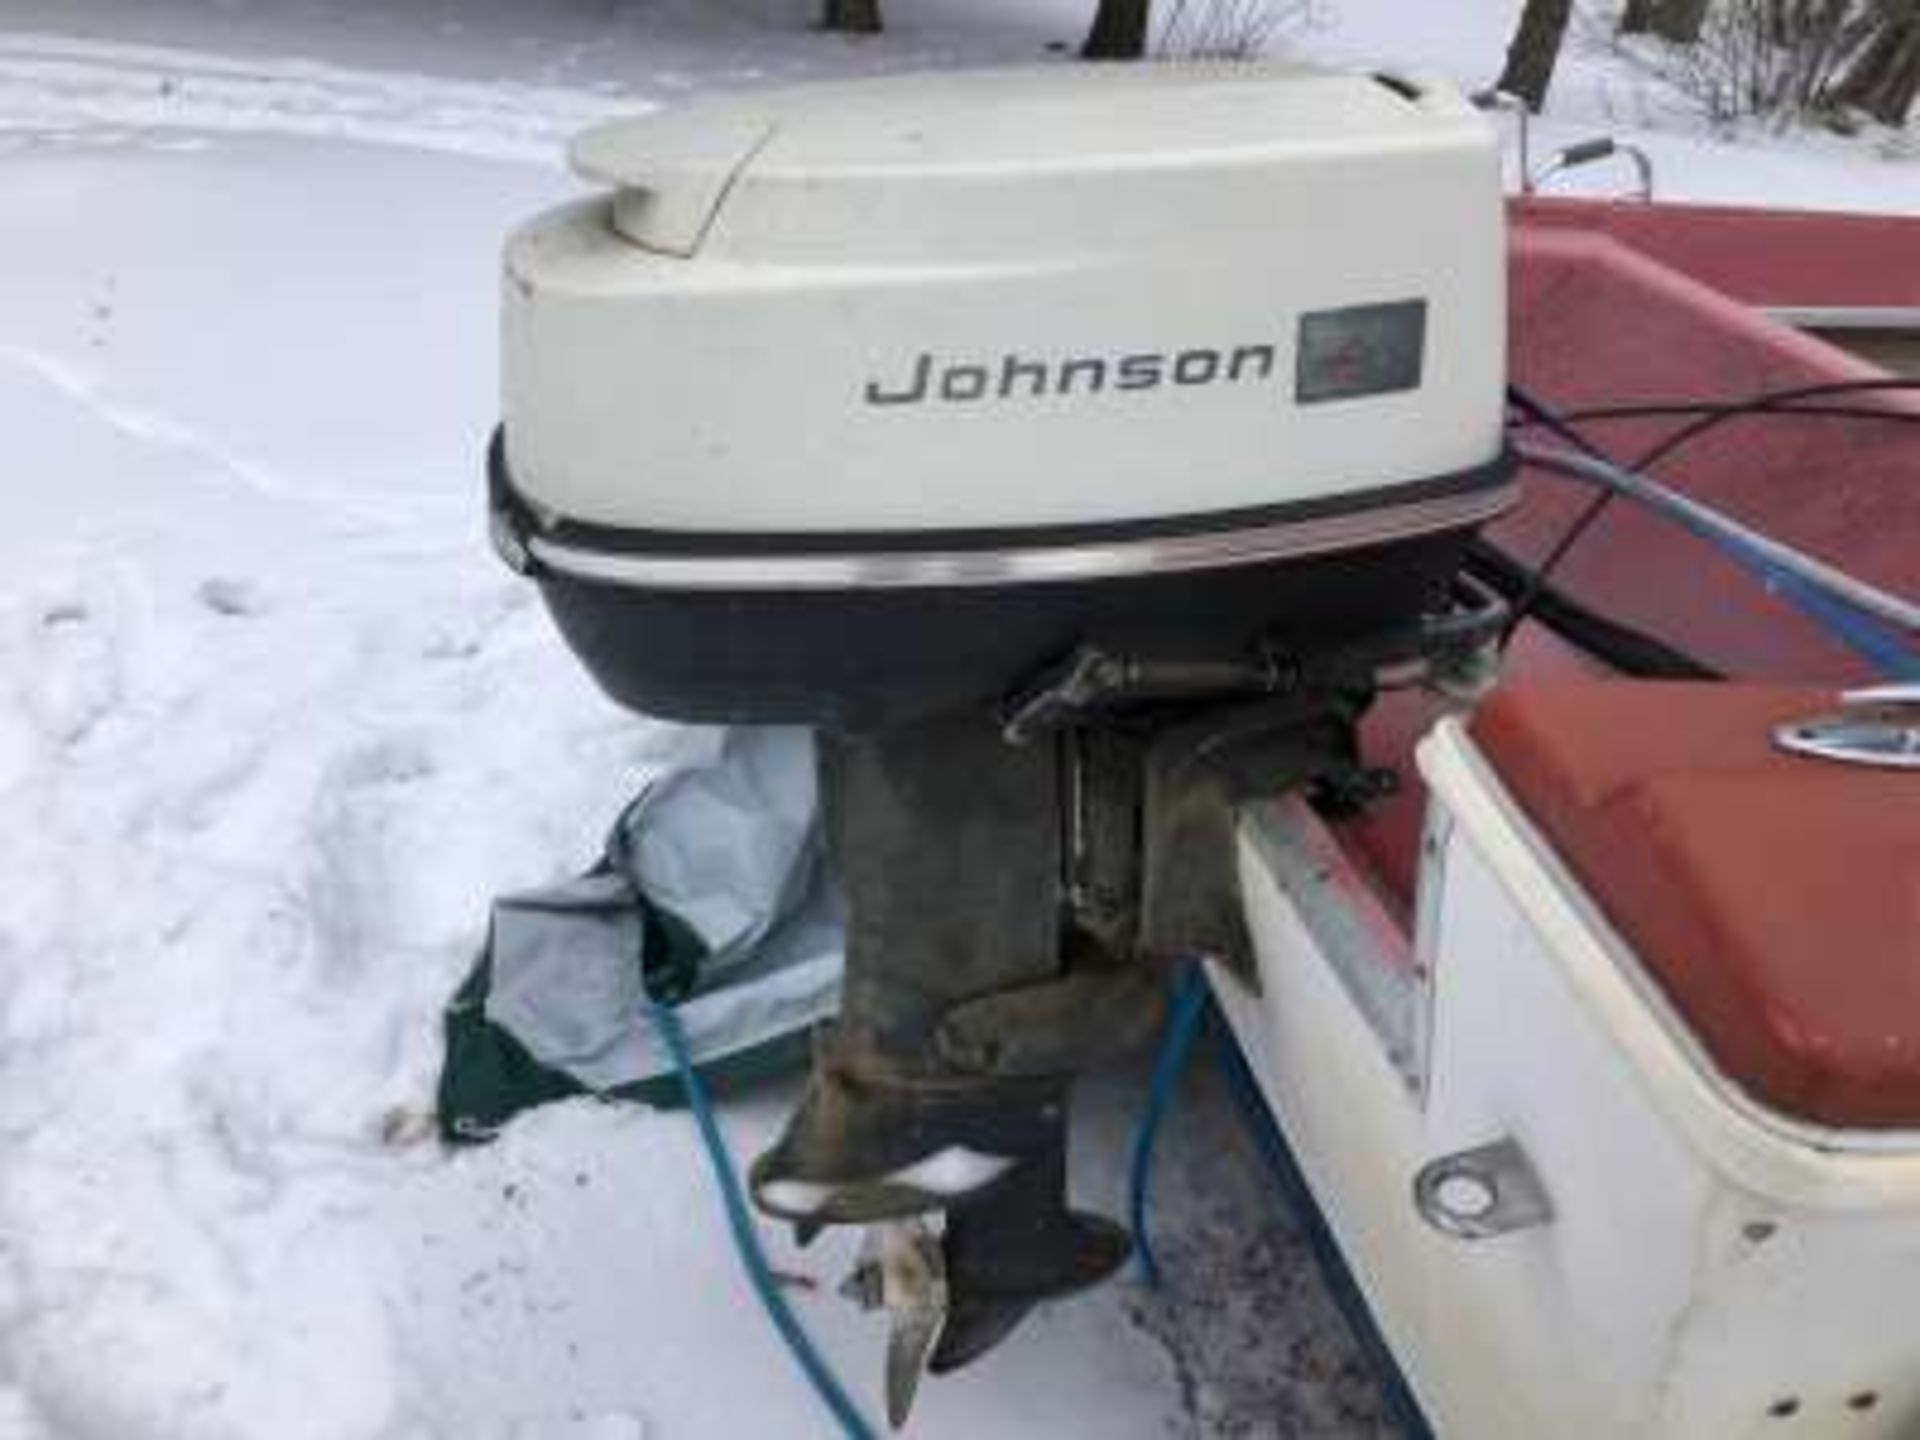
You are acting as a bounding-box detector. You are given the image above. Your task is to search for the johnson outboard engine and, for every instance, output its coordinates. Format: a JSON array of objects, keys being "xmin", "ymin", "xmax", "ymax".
[{"xmin": 491, "ymin": 62, "xmax": 1514, "ymax": 1420}]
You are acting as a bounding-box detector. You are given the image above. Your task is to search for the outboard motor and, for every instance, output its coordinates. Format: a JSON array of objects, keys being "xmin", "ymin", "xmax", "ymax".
[{"xmin": 491, "ymin": 62, "xmax": 1515, "ymax": 1420}]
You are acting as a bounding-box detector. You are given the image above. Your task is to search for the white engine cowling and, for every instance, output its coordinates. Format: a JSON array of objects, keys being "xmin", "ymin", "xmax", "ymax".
[
  {"xmin": 490, "ymin": 62, "xmax": 1516, "ymax": 725},
  {"xmin": 504, "ymin": 62, "xmax": 1506, "ymax": 534}
]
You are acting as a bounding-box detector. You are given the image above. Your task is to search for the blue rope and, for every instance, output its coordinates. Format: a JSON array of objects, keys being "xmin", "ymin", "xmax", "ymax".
[
  {"xmin": 1504, "ymin": 390, "xmax": 1917, "ymax": 681},
  {"xmin": 1128, "ymin": 966, "xmax": 1434, "ymax": 1438},
  {"xmin": 643, "ymin": 998, "xmax": 880, "ymax": 1440},
  {"xmin": 1127, "ymin": 963, "xmax": 1213, "ymax": 1288},
  {"xmin": 1649, "ymin": 498, "xmax": 1918, "ymax": 680},
  {"xmin": 1209, "ymin": 1025, "xmax": 1435, "ymax": 1440}
]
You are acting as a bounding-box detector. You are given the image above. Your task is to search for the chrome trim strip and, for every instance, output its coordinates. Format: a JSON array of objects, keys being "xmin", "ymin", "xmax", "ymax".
[
  {"xmin": 1767, "ymin": 305, "xmax": 1920, "ymax": 332},
  {"xmin": 522, "ymin": 482, "xmax": 1519, "ymax": 592},
  {"xmin": 1242, "ymin": 797, "xmax": 1429, "ymax": 1099}
]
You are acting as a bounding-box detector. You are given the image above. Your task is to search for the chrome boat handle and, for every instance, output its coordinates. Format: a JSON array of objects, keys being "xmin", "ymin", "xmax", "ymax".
[
  {"xmin": 1776, "ymin": 687, "xmax": 1920, "ymax": 770},
  {"xmin": 1528, "ymin": 136, "xmax": 1655, "ymax": 202}
]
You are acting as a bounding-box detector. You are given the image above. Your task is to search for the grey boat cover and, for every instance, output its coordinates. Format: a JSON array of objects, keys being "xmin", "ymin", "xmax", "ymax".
[{"xmin": 438, "ymin": 727, "xmax": 842, "ymax": 1141}]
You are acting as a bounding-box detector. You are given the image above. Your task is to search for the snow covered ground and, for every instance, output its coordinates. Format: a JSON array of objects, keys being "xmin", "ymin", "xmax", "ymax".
[{"xmin": 0, "ymin": 3, "xmax": 1911, "ymax": 1439}]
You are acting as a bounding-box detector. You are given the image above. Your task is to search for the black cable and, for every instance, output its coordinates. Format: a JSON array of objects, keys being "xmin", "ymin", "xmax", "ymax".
[
  {"xmin": 1519, "ymin": 379, "xmax": 1920, "ymax": 532},
  {"xmin": 1503, "ymin": 381, "xmax": 1610, "ymax": 458},
  {"xmin": 1553, "ymin": 377, "xmax": 1920, "ymax": 431},
  {"xmin": 1512, "ymin": 401, "xmax": 1920, "ymax": 433},
  {"xmin": 1498, "ymin": 385, "xmax": 1617, "ymax": 638},
  {"xmin": 1502, "ymin": 378, "xmax": 1919, "ymax": 639},
  {"xmin": 1464, "ymin": 540, "xmax": 1720, "ymax": 679}
]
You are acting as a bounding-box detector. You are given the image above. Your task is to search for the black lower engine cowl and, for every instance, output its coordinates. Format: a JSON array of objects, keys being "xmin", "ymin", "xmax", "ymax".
[{"xmin": 491, "ymin": 431, "xmax": 1517, "ymax": 730}]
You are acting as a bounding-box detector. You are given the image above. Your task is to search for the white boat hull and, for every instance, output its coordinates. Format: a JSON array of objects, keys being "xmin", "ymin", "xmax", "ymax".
[{"xmin": 1217, "ymin": 719, "xmax": 1920, "ymax": 1438}]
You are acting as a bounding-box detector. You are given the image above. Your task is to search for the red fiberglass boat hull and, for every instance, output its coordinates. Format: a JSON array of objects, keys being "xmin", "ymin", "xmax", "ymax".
[{"xmin": 1345, "ymin": 195, "xmax": 1920, "ymax": 912}]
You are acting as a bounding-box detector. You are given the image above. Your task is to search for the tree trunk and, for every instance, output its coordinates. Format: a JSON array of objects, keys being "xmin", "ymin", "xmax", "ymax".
[
  {"xmin": 821, "ymin": 0, "xmax": 882, "ymax": 35},
  {"xmin": 1498, "ymin": 0, "xmax": 1576, "ymax": 109},
  {"xmin": 1831, "ymin": 0, "xmax": 1920, "ymax": 124},
  {"xmin": 1650, "ymin": 0, "xmax": 1712, "ymax": 40},
  {"xmin": 1081, "ymin": 0, "xmax": 1151, "ymax": 59},
  {"xmin": 1620, "ymin": 0, "xmax": 1711, "ymax": 40},
  {"xmin": 1619, "ymin": 0, "xmax": 1660, "ymax": 32}
]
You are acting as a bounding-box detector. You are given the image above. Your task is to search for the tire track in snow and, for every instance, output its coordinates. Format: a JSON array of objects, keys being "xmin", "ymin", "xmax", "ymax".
[
  {"xmin": 0, "ymin": 345, "xmax": 314, "ymax": 506},
  {"xmin": 0, "ymin": 33, "xmax": 639, "ymax": 163}
]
